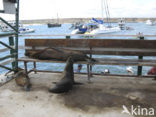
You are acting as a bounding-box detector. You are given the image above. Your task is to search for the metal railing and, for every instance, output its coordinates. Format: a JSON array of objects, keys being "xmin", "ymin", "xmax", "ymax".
[{"xmin": 0, "ymin": 0, "xmax": 20, "ymax": 73}]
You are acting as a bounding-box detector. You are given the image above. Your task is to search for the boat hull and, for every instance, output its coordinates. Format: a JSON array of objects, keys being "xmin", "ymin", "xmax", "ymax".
[
  {"xmin": 47, "ymin": 23, "xmax": 61, "ymax": 28},
  {"xmin": 90, "ymin": 26, "xmax": 121, "ymax": 34}
]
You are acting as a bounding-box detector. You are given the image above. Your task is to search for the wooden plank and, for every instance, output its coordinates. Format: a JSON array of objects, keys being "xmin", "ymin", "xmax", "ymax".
[
  {"xmin": 25, "ymin": 39, "xmax": 89, "ymax": 48},
  {"xmin": 25, "ymin": 39, "xmax": 156, "ymax": 49},
  {"xmin": 18, "ymin": 57, "xmax": 156, "ymax": 66},
  {"xmin": 25, "ymin": 46, "xmax": 156, "ymax": 52},
  {"xmin": 25, "ymin": 47, "xmax": 156, "ymax": 56},
  {"xmin": 96, "ymin": 58, "xmax": 156, "ymax": 63},
  {"xmin": 96, "ymin": 58, "xmax": 156, "ymax": 66},
  {"xmin": 18, "ymin": 57, "xmax": 88, "ymax": 64}
]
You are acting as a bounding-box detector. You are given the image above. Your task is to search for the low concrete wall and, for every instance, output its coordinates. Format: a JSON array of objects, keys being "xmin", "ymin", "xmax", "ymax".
[
  {"xmin": 19, "ymin": 18, "xmax": 156, "ymax": 24},
  {"xmin": 1, "ymin": 18, "xmax": 156, "ymax": 24}
]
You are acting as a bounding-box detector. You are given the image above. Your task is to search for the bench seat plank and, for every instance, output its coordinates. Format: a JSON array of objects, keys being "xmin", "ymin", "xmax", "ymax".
[{"xmin": 18, "ymin": 57, "xmax": 156, "ymax": 66}]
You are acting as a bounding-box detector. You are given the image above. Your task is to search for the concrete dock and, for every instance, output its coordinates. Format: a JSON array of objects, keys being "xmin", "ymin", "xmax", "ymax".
[{"xmin": 0, "ymin": 72, "xmax": 156, "ymax": 117}]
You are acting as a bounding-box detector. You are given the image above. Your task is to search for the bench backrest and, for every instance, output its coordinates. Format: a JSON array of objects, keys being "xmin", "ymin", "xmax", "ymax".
[{"xmin": 25, "ymin": 39, "xmax": 156, "ymax": 56}]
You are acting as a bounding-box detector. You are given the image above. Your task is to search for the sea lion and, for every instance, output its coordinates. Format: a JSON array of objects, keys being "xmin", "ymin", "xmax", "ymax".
[
  {"xmin": 25, "ymin": 47, "xmax": 96, "ymax": 62},
  {"xmin": 49, "ymin": 56, "xmax": 74, "ymax": 93},
  {"xmin": 14, "ymin": 68, "xmax": 31, "ymax": 91}
]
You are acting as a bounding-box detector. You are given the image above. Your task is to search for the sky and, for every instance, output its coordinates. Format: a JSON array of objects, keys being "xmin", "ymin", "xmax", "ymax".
[{"xmin": 1, "ymin": 0, "xmax": 156, "ymax": 20}]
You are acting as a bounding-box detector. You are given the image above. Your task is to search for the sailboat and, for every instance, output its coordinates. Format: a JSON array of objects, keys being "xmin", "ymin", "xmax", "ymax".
[
  {"xmin": 47, "ymin": 13, "xmax": 61, "ymax": 28},
  {"xmin": 146, "ymin": 19, "xmax": 155, "ymax": 26},
  {"xmin": 89, "ymin": 0, "xmax": 121, "ymax": 34}
]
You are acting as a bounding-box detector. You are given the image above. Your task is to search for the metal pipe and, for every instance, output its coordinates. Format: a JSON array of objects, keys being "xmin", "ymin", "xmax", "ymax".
[
  {"xmin": 0, "ymin": 54, "xmax": 16, "ymax": 61},
  {"xmin": 0, "ymin": 41, "xmax": 14, "ymax": 50},
  {"xmin": 14, "ymin": 0, "xmax": 20, "ymax": 73},
  {"xmin": 137, "ymin": 36, "xmax": 144, "ymax": 76},
  {"xmin": 0, "ymin": 32, "xmax": 16, "ymax": 38},
  {"xmin": 0, "ymin": 64, "xmax": 14, "ymax": 71}
]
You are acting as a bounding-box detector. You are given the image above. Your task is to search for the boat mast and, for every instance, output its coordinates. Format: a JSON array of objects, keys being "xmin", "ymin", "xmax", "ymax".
[
  {"xmin": 103, "ymin": 0, "xmax": 111, "ymax": 27},
  {"xmin": 101, "ymin": 0, "xmax": 104, "ymax": 21},
  {"xmin": 57, "ymin": 13, "xmax": 59, "ymax": 24}
]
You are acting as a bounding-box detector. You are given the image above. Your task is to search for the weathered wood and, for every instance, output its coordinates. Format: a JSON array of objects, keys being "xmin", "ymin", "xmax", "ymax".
[
  {"xmin": 25, "ymin": 39, "xmax": 156, "ymax": 49},
  {"xmin": 18, "ymin": 57, "xmax": 88, "ymax": 64},
  {"xmin": 18, "ymin": 57, "xmax": 156, "ymax": 66},
  {"xmin": 25, "ymin": 48, "xmax": 156, "ymax": 56},
  {"xmin": 21, "ymin": 38, "xmax": 156, "ymax": 78},
  {"xmin": 23, "ymin": 38, "xmax": 156, "ymax": 65},
  {"xmin": 25, "ymin": 39, "xmax": 156, "ymax": 56}
]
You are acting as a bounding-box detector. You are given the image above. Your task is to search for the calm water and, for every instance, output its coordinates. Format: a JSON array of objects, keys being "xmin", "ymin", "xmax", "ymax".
[{"xmin": 0, "ymin": 22, "xmax": 156, "ymax": 75}]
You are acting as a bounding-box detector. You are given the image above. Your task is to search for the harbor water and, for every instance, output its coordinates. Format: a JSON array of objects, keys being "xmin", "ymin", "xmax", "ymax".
[{"xmin": 0, "ymin": 22, "xmax": 156, "ymax": 75}]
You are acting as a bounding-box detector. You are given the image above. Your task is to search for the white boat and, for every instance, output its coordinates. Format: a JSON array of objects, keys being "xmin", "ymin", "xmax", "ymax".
[
  {"xmin": 0, "ymin": 22, "xmax": 35, "ymax": 33},
  {"xmin": 118, "ymin": 18, "xmax": 134, "ymax": 30},
  {"xmin": 90, "ymin": 24, "xmax": 120, "ymax": 34},
  {"xmin": 89, "ymin": 0, "xmax": 121, "ymax": 34},
  {"xmin": 118, "ymin": 18, "xmax": 126, "ymax": 30},
  {"xmin": 71, "ymin": 29, "xmax": 80, "ymax": 34},
  {"xmin": 19, "ymin": 28, "xmax": 35, "ymax": 34},
  {"xmin": 146, "ymin": 20, "xmax": 155, "ymax": 26}
]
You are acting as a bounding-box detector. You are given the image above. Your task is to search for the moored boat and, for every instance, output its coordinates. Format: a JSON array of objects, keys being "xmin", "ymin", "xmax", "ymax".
[
  {"xmin": 47, "ymin": 23, "xmax": 61, "ymax": 28},
  {"xmin": 0, "ymin": 22, "xmax": 35, "ymax": 34},
  {"xmin": 146, "ymin": 20, "xmax": 155, "ymax": 26}
]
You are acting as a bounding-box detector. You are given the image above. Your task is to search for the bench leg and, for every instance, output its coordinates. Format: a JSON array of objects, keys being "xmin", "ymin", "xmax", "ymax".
[
  {"xmin": 24, "ymin": 61, "xmax": 31, "ymax": 91},
  {"xmin": 89, "ymin": 52, "xmax": 93, "ymax": 77},
  {"xmin": 137, "ymin": 56, "xmax": 143, "ymax": 77},
  {"xmin": 90, "ymin": 64, "xmax": 93, "ymax": 77},
  {"xmin": 33, "ymin": 61, "xmax": 37, "ymax": 74},
  {"xmin": 87, "ymin": 64, "xmax": 91, "ymax": 82}
]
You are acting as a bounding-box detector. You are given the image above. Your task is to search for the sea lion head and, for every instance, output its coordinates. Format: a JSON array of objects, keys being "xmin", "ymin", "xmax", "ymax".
[
  {"xmin": 64, "ymin": 56, "xmax": 73, "ymax": 72},
  {"xmin": 67, "ymin": 56, "xmax": 74, "ymax": 63}
]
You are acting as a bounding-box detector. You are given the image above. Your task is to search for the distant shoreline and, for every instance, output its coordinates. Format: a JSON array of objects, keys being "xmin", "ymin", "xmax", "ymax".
[{"xmin": 2, "ymin": 18, "xmax": 156, "ymax": 24}]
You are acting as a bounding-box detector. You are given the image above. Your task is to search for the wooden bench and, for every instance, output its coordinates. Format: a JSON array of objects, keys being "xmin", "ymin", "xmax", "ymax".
[{"xmin": 18, "ymin": 38, "xmax": 156, "ymax": 80}]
